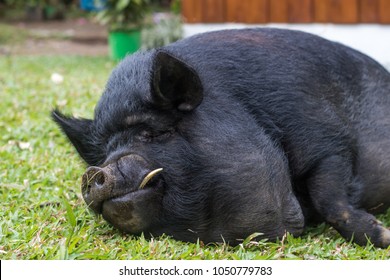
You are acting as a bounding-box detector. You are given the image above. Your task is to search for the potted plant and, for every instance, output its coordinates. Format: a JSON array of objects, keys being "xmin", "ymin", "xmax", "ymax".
[{"xmin": 95, "ymin": 0, "xmax": 150, "ymax": 60}]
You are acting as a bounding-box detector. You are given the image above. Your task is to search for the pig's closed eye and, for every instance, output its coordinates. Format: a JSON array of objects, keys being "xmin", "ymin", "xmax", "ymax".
[{"xmin": 137, "ymin": 129, "xmax": 174, "ymax": 143}]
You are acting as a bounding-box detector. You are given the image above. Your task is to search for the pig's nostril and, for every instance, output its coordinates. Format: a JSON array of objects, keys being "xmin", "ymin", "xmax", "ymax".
[
  {"xmin": 83, "ymin": 166, "xmax": 107, "ymax": 195},
  {"xmin": 94, "ymin": 171, "xmax": 105, "ymax": 186},
  {"xmin": 81, "ymin": 166, "xmax": 114, "ymax": 214}
]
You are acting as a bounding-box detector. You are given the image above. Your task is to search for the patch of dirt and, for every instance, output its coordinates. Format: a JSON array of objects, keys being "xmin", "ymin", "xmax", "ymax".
[{"xmin": 3, "ymin": 18, "xmax": 109, "ymax": 56}]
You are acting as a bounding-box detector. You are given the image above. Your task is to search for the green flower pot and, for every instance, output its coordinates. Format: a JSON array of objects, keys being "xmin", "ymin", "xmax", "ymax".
[{"xmin": 108, "ymin": 29, "xmax": 141, "ymax": 60}]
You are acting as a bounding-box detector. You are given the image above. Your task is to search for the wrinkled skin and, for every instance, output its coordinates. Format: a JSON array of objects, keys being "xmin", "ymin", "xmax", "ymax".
[{"xmin": 53, "ymin": 28, "xmax": 390, "ymax": 247}]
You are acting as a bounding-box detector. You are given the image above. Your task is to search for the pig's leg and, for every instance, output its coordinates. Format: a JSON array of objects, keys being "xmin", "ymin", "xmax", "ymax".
[{"xmin": 307, "ymin": 155, "xmax": 390, "ymax": 248}]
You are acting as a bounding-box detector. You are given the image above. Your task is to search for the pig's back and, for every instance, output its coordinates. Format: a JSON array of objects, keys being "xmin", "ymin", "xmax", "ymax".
[{"xmin": 164, "ymin": 28, "xmax": 390, "ymax": 211}]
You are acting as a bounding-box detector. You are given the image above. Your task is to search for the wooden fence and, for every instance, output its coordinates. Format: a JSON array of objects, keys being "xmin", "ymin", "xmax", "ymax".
[{"xmin": 181, "ymin": 0, "xmax": 390, "ymax": 24}]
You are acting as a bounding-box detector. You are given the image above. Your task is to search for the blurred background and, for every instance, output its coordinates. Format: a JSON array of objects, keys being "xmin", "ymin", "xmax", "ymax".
[
  {"xmin": 0, "ymin": 0, "xmax": 389, "ymax": 63},
  {"xmin": 0, "ymin": 0, "xmax": 183, "ymax": 59}
]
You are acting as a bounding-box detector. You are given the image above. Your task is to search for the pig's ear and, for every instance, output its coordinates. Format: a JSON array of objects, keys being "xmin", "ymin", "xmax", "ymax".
[
  {"xmin": 51, "ymin": 109, "xmax": 100, "ymax": 166},
  {"xmin": 151, "ymin": 51, "xmax": 203, "ymax": 111}
]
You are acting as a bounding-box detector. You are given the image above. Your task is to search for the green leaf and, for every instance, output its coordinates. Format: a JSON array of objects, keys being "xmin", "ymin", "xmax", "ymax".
[
  {"xmin": 63, "ymin": 197, "xmax": 76, "ymax": 228},
  {"xmin": 116, "ymin": 0, "xmax": 130, "ymax": 11},
  {"xmin": 242, "ymin": 232, "xmax": 264, "ymax": 246}
]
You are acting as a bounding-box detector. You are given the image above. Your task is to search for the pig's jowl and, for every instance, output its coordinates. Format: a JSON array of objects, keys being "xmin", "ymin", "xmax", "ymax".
[{"xmin": 53, "ymin": 28, "xmax": 390, "ymax": 248}]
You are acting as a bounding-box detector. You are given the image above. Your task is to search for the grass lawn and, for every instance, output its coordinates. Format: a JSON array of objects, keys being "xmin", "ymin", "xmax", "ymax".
[{"xmin": 0, "ymin": 55, "xmax": 389, "ymax": 260}]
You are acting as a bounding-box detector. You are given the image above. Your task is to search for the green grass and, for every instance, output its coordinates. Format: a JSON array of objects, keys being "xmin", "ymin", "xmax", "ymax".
[
  {"xmin": 0, "ymin": 23, "xmax": 31, "ymax": 45},
  {"xmin": 0, "ymin": 55, "xmax": 389, "ymax": 260},
  {"xmin": 0, "ymin": 23, "xmax": 72, "ymax": 48}
]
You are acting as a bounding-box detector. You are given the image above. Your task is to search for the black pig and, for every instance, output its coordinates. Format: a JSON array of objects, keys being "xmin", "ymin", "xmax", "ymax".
[{"xmin": 52, "ymin": 28, "xmax": 390, "ymax": 248}]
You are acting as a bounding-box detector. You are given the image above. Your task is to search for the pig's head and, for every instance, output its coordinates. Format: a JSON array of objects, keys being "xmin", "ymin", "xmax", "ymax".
[{"xmin": 52, "ymin": 50, "xmax": 304, "ymax": 243}]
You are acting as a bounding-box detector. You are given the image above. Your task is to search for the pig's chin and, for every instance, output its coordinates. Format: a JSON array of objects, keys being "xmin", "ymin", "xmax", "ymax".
[{"xmin": 100, "ymin": 180, "xmax": 164, "ymax": 234}]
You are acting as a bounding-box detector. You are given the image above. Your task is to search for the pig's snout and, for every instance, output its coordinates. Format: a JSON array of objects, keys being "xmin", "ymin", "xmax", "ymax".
[
  {"xmin": 81, "ymin": 154, "xmax": 165, "ymax": 234},
  {"xmin": 82, "ymin": 166, "xmax": 115, "ymax": 213},
  {"xmin": 81, "ymin": 154, "xmax": 164, "ymax": 216}
]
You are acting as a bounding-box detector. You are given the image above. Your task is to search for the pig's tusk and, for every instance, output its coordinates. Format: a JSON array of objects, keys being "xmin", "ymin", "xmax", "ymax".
[{"xmin": 139, "ymin": 168, "xmax": 163, "ymax": 189}]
